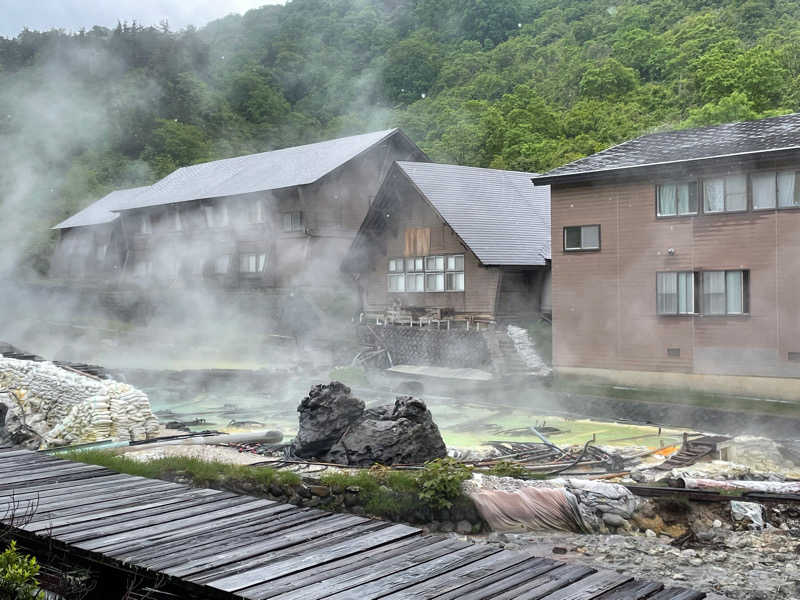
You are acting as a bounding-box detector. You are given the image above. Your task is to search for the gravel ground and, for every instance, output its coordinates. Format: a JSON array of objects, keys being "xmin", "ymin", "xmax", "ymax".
[{"xmin": 468, "ymin": 528, "xmax": 800, "ymax": 600}]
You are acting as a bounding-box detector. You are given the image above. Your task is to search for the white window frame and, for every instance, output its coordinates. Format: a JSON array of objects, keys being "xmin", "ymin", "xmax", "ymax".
[
  {"xmin": 656, "ymin": 182, "xmax": 698, "ymax": 217},
  {"xmin": 656, "ymin": 271, "xmax": 695, "ymax": 315},
  {"xmin": 281, "ymin": 211, "xmax": 304, "ymax": 232},
  {"xmin": 703, "ymin": 175, "xmax": 747, "ymax": 214}
]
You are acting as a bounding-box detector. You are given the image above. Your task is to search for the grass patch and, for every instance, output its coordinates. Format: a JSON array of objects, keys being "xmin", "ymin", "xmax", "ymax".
[{"xmin": 62, "ymin": 450, "xmax": 283, "ymax": 488}]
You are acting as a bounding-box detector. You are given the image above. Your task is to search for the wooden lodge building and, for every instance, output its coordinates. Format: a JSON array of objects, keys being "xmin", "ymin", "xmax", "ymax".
[
  {"xmin": 533, "ymin": 113, "xmax": 800, "ymax": 398},
  {"xmin": 51, "ymin": 186, "xmax": 149, "ymax": 280},
  {"xmin": 51, "ymin": 129, "xmax": 426, "ymax": 289},
  {"xmin": 343, "ymin": 162, "xmax": 551, "ymax": 323}
]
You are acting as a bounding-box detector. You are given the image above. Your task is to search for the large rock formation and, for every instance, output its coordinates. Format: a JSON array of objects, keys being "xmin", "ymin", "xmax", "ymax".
[
  {"xmin": 0, "ymin": 357, "xmax": 159, "ymax": 449},
  {"xmin": 294, "ymin": 382, "xmax": 446, "ymax": 466},
  {"xmin": 294, "ymin": 381, "xmax": 365, "ymax": 458}
]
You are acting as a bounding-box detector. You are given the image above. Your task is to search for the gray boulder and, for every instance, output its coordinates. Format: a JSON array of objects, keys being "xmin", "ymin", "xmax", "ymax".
[
  {"xmin": 294, "ymin": 382, "xmax": 365, "ymax": 459},
  {"xmin": 327, "ymin": 396, "xmax": 447, "ymax": 466},
  {"xmin": 294, "ymin": 384, "xmax": 446, "ymax": 466}
]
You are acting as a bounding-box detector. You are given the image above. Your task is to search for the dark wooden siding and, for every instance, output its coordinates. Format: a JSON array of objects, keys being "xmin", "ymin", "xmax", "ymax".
[
  {"xmin": 118, "ymin": 132, "xmax": 424, "ymax": 289},
  {"xmin": 360, "ymin": 177, "xmax": 502, "ymax": 316},
  {"xmin": 552, "ymin": 176, "xmax": 800, "ymax": 378}
]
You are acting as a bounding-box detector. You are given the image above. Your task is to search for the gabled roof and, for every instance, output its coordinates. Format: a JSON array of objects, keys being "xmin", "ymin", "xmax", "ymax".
[
  {"xmin": 533, "ymin": 112, "xmax": 800, "ymax": 184},
  {"xmin": 347, "ymin": 162, "xmax": 550, "ymax": 268},
  {"xmin": 113, "ymin": 129, "xmax": 404, "ymax": 211},
  {"xmin": 52, "ymin": 186, "xmax": 150, "ymax": 230}
]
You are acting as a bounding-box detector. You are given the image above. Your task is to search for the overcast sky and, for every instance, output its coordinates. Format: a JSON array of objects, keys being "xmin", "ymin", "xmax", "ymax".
[{"xmin": 0, "ymin": 0, "xmax": 286, "ymax": 38}]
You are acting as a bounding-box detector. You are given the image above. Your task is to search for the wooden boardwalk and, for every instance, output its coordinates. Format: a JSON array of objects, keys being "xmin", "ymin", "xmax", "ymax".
[{"xmin": 0, "ymin": 447, "xmax": 712, "ymax": 600}]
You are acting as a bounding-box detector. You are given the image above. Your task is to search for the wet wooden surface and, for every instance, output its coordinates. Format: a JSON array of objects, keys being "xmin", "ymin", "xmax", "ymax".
[{"xmin": 0, "ymin": 446, "xmax": 711, "ymax": 599}]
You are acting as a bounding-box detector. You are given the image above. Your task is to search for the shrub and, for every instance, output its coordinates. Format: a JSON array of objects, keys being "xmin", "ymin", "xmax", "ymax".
[
  {"xmin": 0, "ymin": 541, "xmax": 42, "ymax": 600},
  {"xmin": 485, "ymin": 460, "xmax": 528, "ymax": 479},
  {"xmin": 417, "ymin": 458, "xmax": 473, "ymax": 510}
]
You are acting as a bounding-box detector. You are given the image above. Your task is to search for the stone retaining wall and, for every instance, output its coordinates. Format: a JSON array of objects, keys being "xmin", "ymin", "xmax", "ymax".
[{"xmin": 360, "ymin": 325, "xmax": 490, "ymax": 368}]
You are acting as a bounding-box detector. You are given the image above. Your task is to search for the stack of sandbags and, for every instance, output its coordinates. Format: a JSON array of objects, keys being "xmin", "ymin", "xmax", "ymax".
[{"xmin": 0, "ymin": 357, "xmax": 159, "ymax": 448}]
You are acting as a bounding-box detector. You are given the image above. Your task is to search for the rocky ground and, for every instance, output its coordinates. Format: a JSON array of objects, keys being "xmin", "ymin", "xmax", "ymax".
[{"xmin": 470, "ymin": 527, "xmax": 800, "ymax": 600}]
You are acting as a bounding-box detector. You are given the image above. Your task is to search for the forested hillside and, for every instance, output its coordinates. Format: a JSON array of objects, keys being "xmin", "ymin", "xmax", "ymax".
[{"xmin": 1, "ymin": 0, "xmax": 798, "ymax": 273}]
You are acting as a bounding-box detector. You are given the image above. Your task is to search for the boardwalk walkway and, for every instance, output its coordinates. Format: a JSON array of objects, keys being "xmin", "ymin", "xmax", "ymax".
[{"xmin": 0, "ymin": 446, "xmax": 711, "ymax": 599}]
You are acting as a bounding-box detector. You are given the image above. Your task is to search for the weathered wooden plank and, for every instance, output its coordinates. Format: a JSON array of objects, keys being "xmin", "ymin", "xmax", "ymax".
[
  {"xmin": 190, "ymin": 519, "xmax": 395, "ymax": 586},
  {"xmin": 57, "ymin": 492, "xmax": 247, "ymax": 541},
  {"xmin": 299, "ymin": 543, "xmax": 500, "ymax": 600},
  {"xmin": 538, "ymin": 570, "xmax": 633, "ymax": 600},
  {"xmin": 593, "ymin": 581, "xmax": 664, "ymax": 599},
  {"xmin": 250, "ymin": 537, "xmax": 467, "ymax": 600},
  {"xmin": 0, "ymin": 449, "xmax": 40, "ymax": 459},
  {"xmin": 253, "ymin": 536, "xmax": 436, "ymax": 600},
  {"xmin": 135, "ymin": 508, "xmax": 332, "ymax": 570},
  {"xmin": 73, "ymin": 497, "xmax": 271, "ymax": 551},
  {"xmin": 0, "ymin": 462, "xmax": 109, "ymax": 484},
  {"xmin": 378, "ymin": 549, "xmax": 533, "ymax": 600},
  {"xmin": 0, "ymin": 465, "xmax": 112, "ymax": 489},
  {"xmin": 430, "ymin": 557, "xmax": 560, "ymax": 600},
  {"xmin": 647, "ymin": 589, "xmax": 706, "ymax": 600},
  {"xmin": 0, "ymin": 455, "xmax": 64, "ymax": 471},
  {"xmin": 25, "ymin": 487, "xmax": 225, "ymax": 532},
  {"xmin": 206, "ymin": 522, "xmax": 421, "ymax": 593},
  {"xmin": 1, "ymin": 473, "xmax": 139, "ymax": 498},
  {"xmin": 105, "ymin": 503, "xmax": 300, "ymax": 561},
  {"xmin": 168, "ymin": 513, "xmax": 373, "ymax": 578},
  {"xmin": 16, "ymin": 480, "xmax": 177, "ymax": 514},
  {"xmin": 490, "ymin": 564, "xmax": 596, "ymax": 600},
  {"xmin": 1, "ymin": 474, "xmax": 168, "ymax": 505}
]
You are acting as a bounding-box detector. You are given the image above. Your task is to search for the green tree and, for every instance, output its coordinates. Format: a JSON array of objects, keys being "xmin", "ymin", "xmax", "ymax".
[
  {"xmin": 143, "ymin": 119, "xmax": 212, "ymax": 178},
  {"xmin": 579, "ymin": 58, "xmax": 639, "ymax": 99}
]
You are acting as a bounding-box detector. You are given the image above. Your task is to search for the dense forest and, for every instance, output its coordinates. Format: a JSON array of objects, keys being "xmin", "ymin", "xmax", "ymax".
[{"xmin": 1, "ymin": 0, "xmax": 798, "ymax": 274}]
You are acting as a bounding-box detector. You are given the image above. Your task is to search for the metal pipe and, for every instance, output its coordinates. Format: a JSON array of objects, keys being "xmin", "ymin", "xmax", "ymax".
[{"xmin": 678, "ymin": 478, "xmax": 800, "ymax": 493}]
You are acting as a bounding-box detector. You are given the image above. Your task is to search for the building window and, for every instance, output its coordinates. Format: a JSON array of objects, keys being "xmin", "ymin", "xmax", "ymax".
[
  {"xmin": 239, "ymin": 252, "xmax": 267, "ymax": 273},
  {"xmin": 564, "ymin": 225, "xmax": 600, "ymax": 251},
  {"xmin": 406, "ymin": 272, "xmax": 424, "ymax": 292},
  {"xmin": 425, "ymin": 255, "xmax": 445, "ymax": 292},
  {"xmin": 445, "ymin": 254, "xmax": 464, "ymax": 291},
  {"xmin": 703, "ymin": 175, "xmax": 747, "ymax": 213},
  {"xmin": 96, "ymin": 244, "xmax": 108, "ymax": 261},
  {"xmin": 752, "ymin": 171, "xmax": 800, "ymax": 210},
  {"xmin": 388, "ymin": 273, "xmax": 405, "ymax": 292},
  {"xmin": 657, "ymin": 272, "xmax": 695, "ymax": 315},
  {"xmin": 424, "ymin": 255, "xmax": 444, "ymax": 272},
  {"xmin": 139, "ymin": 214, "xmax": 152, "ymax": 234},
  {"xmin": 214, "ymin": 254, "xmax": 231, "ymax": 275},
  {"xmin": 281, "ymin": 211, "xmax": 304, "ymax": 232},
  {"xmin": 250, "ymin": 199, "xmax": 267, "ymax": 224},
  {"xmin": 702, "ymin": 270, "xmax": 747, "ymax": 315},
  {"xmin": 657, "ymin": 182, "xmax": 697, "ymax": 216},
  {"xmin": 388, "ymin": 254, "xmax": 464, "ymax": 293}
]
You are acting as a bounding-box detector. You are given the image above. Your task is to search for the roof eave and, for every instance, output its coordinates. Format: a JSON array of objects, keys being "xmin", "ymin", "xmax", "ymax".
[{"xmin": 533, "ymin": 146, "xmax": 800, "ymax": 186}]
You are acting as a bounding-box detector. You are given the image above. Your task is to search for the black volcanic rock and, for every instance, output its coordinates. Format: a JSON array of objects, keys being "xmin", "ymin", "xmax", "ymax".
[{"xmin": 294, "ymin": 383, "xmax": 446, "ymax": 466}]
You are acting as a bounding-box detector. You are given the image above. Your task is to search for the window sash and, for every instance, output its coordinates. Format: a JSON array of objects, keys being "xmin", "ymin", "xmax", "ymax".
[
  {"xmin": 752, "ymin": 172, "xmax": 777, "ymax": 210},
  {"xmin": 405, "ymin": 273, "xmax": 424, "ymax": 292},
  {"xmin": 581, "ymin": 225, "xmax": 599, "ymax": 249},
  {"xmin": 140, "ymin": 215, "xmax": 152, "ymax": 234},
  {"xmin": 425, "ymin": 272, "xmax": 444, "ymax": 292},
  {"xmin": 172, "ymin": 209, "xmax": 183, "ymax": 231},
  {"xmin": 425, "ymin": 255, "xmax": 444, "ymax": 271},
  {"xmin": 726, "ymin": 270, "xmax": 744, "ymax": 314},
  {"xmin": 388, "ymin": 273, "xmax": 405, "ymax": 292},
  {"xmin": 446, "ymin": 255, "xmax": 464, "ymax": 271},
  {"xmin": 703, "ymin": 178, "xmax": 725, "ymax": 213},
  {"xmin": 778, "ymin": 170, "xmax": 799, "ymax": 207},
  {"xmin": 702, "ymin": 271, "xmax": 727, "ymax": 315},
  {"xmin": 445, "ymin": 271, "xmax": 464, "ymax": 291},
  {"xmin": 388, "ymin": 258, "xmax": 403, "ymax": 273},
  {"xmin": 406, "ymin": 257, "xmax": 423, "ymax": 272}
]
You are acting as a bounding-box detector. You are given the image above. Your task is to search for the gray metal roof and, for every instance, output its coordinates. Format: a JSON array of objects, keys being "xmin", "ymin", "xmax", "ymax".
[
  {"xmin": 397, "ymin": 162, "xmax": 550, "ymax": 266},
  {"xmin": 534, "ymin": 112, "xmax": 800, "ymax": 183},
  {"xmin": 113, "ymin": 129, "xmax": 401, "ymax": 211},
  {"xmin": 52, "ymin": 186, "xmax": 150, "ymax": 229}
]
